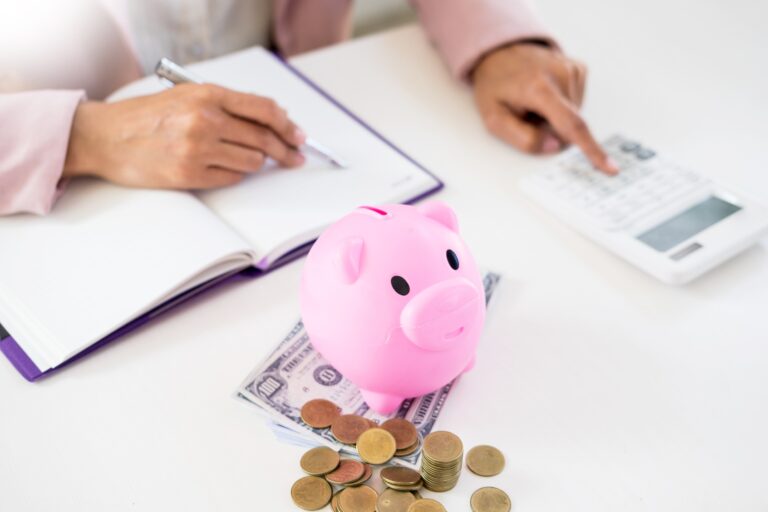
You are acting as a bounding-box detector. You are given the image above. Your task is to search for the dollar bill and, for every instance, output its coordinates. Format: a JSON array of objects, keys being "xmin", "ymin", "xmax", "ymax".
[{"xmin": 236, "ymin": 271, "xmax": 502, "ymax": 466}]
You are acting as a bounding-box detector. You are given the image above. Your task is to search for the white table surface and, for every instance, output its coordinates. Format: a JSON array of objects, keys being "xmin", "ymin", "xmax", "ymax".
[{"xmin": 2, "ymin": 0, "xmax": 767, "ymax": 510}]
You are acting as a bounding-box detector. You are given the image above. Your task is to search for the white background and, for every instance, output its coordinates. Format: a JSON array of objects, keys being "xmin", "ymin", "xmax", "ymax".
[{"xmin": 2, "ymin": 0, "xmax": 767, "ymax": 510}]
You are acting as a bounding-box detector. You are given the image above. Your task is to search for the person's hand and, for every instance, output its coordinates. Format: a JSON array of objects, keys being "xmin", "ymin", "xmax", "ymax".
[
  {"xmin": 63, "ymin": 83, "xmax": 307, "ymax": 188},
  {"xmin": 471, "ymin": 42, "xmax": 619, "ymax": 174}
]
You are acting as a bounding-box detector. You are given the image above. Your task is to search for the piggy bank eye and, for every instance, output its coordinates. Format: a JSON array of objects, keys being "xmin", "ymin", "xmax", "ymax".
[
  {"xmin": 446, "ymin": 249, "xmax": 460, "ymax": 270},
  {"xmin": 391, "ymin": 275, "xmax": 410, "ymax": 296}
]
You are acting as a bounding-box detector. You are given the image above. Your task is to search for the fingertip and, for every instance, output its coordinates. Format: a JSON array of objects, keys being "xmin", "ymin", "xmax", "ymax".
[
  {"xmin": 541, "ymin": 133, "xmax": 562, "ymax": 153},
  {"xmin": 604, "ymin": 156, "xmax": 621, "ymax": 175},
  {"xmin": 288, "ymin": 151, "xmax": 306, "ymax": 168},
  {"xmin": 293, "ymin": 126, "xmax": 306, "ymax": 145}
]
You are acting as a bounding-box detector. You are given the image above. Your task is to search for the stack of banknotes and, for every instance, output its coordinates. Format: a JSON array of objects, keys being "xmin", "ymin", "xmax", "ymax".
[{"xmin": 236, "ymin": 272, "xmax": 502, "ymax": 467}]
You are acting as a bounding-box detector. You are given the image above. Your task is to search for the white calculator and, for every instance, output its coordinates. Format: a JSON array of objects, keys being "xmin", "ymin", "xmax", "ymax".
[{"xmin": 522, "ymin": 134, "xmax": 768, "ymax": 284}]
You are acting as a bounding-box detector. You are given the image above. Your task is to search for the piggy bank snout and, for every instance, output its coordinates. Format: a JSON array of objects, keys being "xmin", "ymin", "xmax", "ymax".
[{"xmin": 400, "ymin": 277, "xmax": 482, "ymax": 351}]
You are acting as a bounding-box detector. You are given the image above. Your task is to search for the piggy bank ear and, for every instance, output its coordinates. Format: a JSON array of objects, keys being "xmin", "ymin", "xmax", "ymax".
[
  {"xmin": 334, "ymin": 236, "xmax": 365, "ymax": 284},
  {"xmin": 417, "ymin": 201, "xmax": 459, "ymax": 233}
]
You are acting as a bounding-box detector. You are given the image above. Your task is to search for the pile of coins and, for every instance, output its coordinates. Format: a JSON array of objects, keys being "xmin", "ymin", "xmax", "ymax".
[
  {"xmin": 420, "ymin": 431, "xmax": 464, "ymax": 492},
  {"xmin": 290, "ymin": 398, "xmax": 511, "ymax": 512}
]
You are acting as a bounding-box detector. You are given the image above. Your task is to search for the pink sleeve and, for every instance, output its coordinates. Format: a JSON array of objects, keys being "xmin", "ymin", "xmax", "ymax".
[
  {"xmin": 411, "ymin": 0, "xmax": 559, "ymax": 80},
  {"xmin": 0, "ymin": 90, "xmax": 85, "ymax": 216}
]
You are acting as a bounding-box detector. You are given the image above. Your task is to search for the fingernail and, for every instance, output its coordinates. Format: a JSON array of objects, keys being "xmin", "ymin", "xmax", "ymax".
[
  {"xmin": 292, "ymin": 152, "xmax": 306, "ymax": 166},
  {"xmin": 541, "ymin": 134, "xmax": 561, "ymax": 153},
  {"xmin": 605, "ymin": 157, "xmax": 620, "ymax": 174},
  {"xmin": 293, "ymin": 127, "xmax": 306, "ymax": 144}
]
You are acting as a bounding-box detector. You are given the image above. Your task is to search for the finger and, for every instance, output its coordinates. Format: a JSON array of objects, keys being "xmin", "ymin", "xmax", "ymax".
[
  {"xmin": 572, "ymin": 61, "xmax": 587, "ymax": 107},
  {"xmin": 219, "ymin": 115, "xmax": 305, "ymax": 167},
  {"xmin": 548, "ymin": 55, "xmax": 579, "ymax": 106},
  {"xmin": 212, "ymin": 142, "xmax": 266, "ymax": 173},
  {"xmin": 185, "ymin": 167, "xmax": 244, "ymax": 190},
  {"xmin": 213, "ymin": 86, "xmax": 305, "ymax": 147},
  {"xmin": 477, "ymin": 98, "xmax": 546, "ymax": 153},
  {"xmin": 525, "ymin": 80, "xmax": 618, "ymax": 174},
  {"xmin": 565, "ymin": 62, "xmax": 581, "ymax": 107}
]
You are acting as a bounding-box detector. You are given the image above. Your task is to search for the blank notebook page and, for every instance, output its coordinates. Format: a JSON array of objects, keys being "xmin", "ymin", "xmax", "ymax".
[{"xmin": 0, "ymin": 180, "xmax": 252, "ymax": 371}]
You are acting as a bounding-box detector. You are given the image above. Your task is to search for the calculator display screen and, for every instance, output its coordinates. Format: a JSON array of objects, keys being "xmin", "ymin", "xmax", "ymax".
[{"xmin": 637, "ymin": 196, "xmax": 741, "ymax": 252}]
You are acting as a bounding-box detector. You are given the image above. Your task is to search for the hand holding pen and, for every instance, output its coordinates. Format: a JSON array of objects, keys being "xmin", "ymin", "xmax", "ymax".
[
  {"xmin": 63, "ymin": 60, "xmax": 340, "ymax": 189},
  {"xmin": 156, "ymin": 58, "xmax": 345, "ymax": 168}
]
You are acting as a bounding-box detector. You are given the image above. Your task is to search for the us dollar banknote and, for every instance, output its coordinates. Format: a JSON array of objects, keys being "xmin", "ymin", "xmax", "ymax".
[{"xmin": 236, "ymin": 271, "xmax": 502, "ymax": 466}]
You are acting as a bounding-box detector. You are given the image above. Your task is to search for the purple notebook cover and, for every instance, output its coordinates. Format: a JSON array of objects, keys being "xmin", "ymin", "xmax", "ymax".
[{"xmin": 0, "ymin": 54, "xmax": 443, "ymax": 382}]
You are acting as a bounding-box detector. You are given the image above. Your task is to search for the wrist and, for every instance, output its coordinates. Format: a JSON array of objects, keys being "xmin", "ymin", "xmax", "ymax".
[
  {"xmin": 469, "ymin": 39, "xmax": 556, "ymax": 84},
  {"xmin": 63, "ymin": 101, "xmax": 109, "ymax": 179}
]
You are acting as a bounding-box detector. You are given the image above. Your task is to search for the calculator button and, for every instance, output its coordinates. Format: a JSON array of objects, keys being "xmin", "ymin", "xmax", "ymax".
[
  {"xmin": 636, "ymin": 148, "xmax": 656, "ymax": 160},
  {"xmin": 620, "ymin": 141, "xmax": 639, "ymax": 152}
]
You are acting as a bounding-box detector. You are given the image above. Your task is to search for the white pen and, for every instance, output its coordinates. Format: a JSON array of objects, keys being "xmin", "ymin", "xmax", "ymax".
[{"xmin": 155, "ymin": 57, "xmax": 347, "ymax": 168}]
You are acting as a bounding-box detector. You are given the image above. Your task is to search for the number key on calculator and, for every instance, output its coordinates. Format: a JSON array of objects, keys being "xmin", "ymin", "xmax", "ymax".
[{"xmin": 527, "ymin": 135, "xmax": 711, "ymax": 230}]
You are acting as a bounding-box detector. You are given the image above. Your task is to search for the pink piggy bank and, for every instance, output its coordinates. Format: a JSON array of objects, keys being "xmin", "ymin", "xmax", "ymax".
[{"xmin": 300, "ymin": 202, "xmax": 486, "ymax": 414}]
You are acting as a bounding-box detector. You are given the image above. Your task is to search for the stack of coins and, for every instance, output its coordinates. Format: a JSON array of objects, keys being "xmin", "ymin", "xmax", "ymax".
[
  {"xmin": 293, "ymin": 398, "xmax": 510, "ymax": 512},
  {"xmin": 420, "ymin": 431, "xmax": 463, "ymax": 492}
]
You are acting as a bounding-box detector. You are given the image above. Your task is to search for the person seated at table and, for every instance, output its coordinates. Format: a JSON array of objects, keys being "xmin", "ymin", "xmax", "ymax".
[{"xmin": 0, "ymin": 0, "xmax": 617, "ymax": 216}]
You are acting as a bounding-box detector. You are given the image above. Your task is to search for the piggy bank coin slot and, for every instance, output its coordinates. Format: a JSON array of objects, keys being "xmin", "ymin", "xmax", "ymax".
[{"xmin": 357, "ymin": 205, "xmax": 391, "ymax": 218}]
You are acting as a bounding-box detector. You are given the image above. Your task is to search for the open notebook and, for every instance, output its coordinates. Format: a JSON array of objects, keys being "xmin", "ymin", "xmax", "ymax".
[{"xmin": 0, "ymin": 47, "xmax": 442, "ymax": 381}]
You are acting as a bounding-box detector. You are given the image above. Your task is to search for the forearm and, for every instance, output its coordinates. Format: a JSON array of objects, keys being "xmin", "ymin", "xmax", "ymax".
[
  {"xmin": 410, "ymin": 0, "xmax": 559, "ymax": 81},
  {"xmin": 0, "ymin": 90, "xmax": 85, "ymax": 216}
]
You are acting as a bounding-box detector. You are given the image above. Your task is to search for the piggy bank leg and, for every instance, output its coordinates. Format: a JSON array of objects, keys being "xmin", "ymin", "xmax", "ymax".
[
  {"xmin": 463, "ymin": 355, "xmax": 476, "ymax": 373},
  {"xmin": 361, "ymin": 390, "xmax": 403, "ymax": 415}
]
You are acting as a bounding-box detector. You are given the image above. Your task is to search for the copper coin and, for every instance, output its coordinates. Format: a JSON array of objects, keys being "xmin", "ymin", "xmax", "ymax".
[
  {"xmin": 301, "ymin": 399, "xmax": 341, "ymax": 428},
  {"xmin": 356, "ymin": 428, "xmax": 397, "ymax": 465},
  {"xmin": 300, "ymin": 446, "xmax": 340, "ymax": 476},
  {"xmin": 395, "ymin": 441, "xmax": 419, "ymax": 457},
  {"xmin": 331, "ymin": 492, "xmax": 341, "ymax": 512},
  {"xmin": 376, "ymin": 488, "xmax": 417, "ymax": 512},
  {"xmin": 338, "ymin": 484, "xmax": 378, "ymax": 512},
  {"xmin": 331, "ymin": 414, "xmax": 371, "ymax": 445},
  {"xmin": 406, "ymin": 498, "xmax": 446, "ymax": 512},
  {"xmin": 291, "ymin": 475, "xmax": 332, "ymax": 510},
  {"xmin": 380, "ymin": 418, "xmax": 418, "ymax": 450},
  {"xmin": 470, "ymin": 487, "xmax": 511, "ymax": 512},
  {"xmin": 381, "ymin": 466, "xmax": 422, "ymax": 487},
  {"xmin": 347, "ymin": 463, "xmax": 373, "ymax": 487},
  {"xmin": 466, "ymin": 445, "xmax": 505, "ymax": 477},
  {"xmin": 325, "ymin": 459, "xmax": 366, "ymax": 485}
]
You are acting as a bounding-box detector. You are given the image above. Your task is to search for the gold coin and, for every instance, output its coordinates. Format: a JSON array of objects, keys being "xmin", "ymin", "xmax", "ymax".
[
  {"xmin": 300, "ymin": 446, "xmax": 340, "ymax": 476},
  {"xmin": 301, "ymin": 399, "xmax": 341, "ymax": 429},
  {"xmin": 291, "ymin": 476, "xmax": 332, "ymax": 510},
  {"xmin": 466, "ymin": 445, "xmax": 505, "ymax": 477},
  {"xmin": 325, "ymin": 459, "xmax": 366, "ymax": 485},
  {"xmin": 380, "ymin": 418, "xmax": 419, "ymax": 450},
  {"xmin": 331, "ymin": 414, "xmax": 371, "ymax": 445},
  {"xmin": 381, "ymin": 466, "xmax": 422, "ymax": 487},
  {"xmin": 406, "ymin": 498, "xmax": 446, "ymax": 512},
  {"xmin": 347, "ymin": 463, "xmax": 373, "ymax": 487},
  {"xmin": 331, "ymin": 492, "xmax": 341, "ymax": 512},
  {"xmin": 422, "ymin": 431, "xmax": 463, "ymax": 463},
  {"xmin": 470, "ymin": 487, "xmax": 511, "ymax": 512},
  {"xmin": 376, "ymin": 488, "xmax": 416, "ymax": 512},
  {"xmin": 356, "ymin": 428, "xmax": 397, "ymax": 465},
  {"xmin": 338, "ymin": 484, "xmax": 378, "ymax": 512}
]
